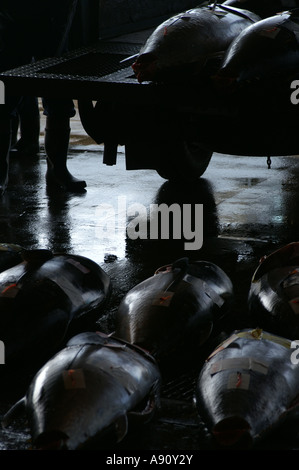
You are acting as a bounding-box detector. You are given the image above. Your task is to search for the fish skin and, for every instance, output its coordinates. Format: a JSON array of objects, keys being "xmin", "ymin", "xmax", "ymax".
[
  {"xmin": 215, "ymin": 10, "xmax": 299, "ymax": 87},
  {"xmin": 248, "ymin": 242, "xmax": 299, "ymax": 339},
  {"xmin": 0, "ymin": 250, "xmax": 111, "ymax": 384},
  {"xmin": 195, "ymin": 328, "xmax": 299, "ymax": 448},
  {"xmin": 132, "ymin": 4, "xmax": 260, "ymax": 83},
  {"xmin": 115, "ymin": 258, "xmax": 234, "ymax": 360},
  {"xmin": 17, "ymin": 332, "xmax": 161, "ymax": 450}
]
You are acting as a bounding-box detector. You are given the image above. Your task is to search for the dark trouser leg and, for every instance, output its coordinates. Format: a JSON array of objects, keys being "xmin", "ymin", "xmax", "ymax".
[
  {"xmin": 14, "ymin": 96, "xmax": 40, "ymax": 156},
  {"xmin": 43, "ymin": 98, "xmax": 86, "ymax": 192},
  {"xmin": 0, "ymin": 116, "xmax": 12, "ymax": 196},
  {"xmin": 0, "ymin": 96, "xmax": 21, "ymax": 196},
  {"xmin": 44, "ymin": 115, "xmax": 86, "ymax": 191}
]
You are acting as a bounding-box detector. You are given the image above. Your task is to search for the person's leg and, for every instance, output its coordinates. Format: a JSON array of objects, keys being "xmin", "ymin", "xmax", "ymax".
[
  {"xmin": 13, "ymin": 96, "xmax": 40, "ymax": 157},
  {"xmin": 43, "ymin": 97, "xmax": 86, "ymax": 191},
  {"xmin": 0, "ymin": 97, "xmax": 23, "ymax": 196},
  {"xmin": 0, "ymin": 113, "xmax": 12, "ymax": 196}
]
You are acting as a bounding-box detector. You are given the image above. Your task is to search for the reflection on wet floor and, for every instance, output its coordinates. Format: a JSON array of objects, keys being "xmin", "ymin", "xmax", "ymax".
[{"xmin": 2, "ymin": 104, "xmax": 299, "ymax": 450}]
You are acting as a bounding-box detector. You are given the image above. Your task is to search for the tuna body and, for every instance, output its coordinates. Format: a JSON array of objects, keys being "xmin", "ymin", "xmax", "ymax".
[
  {"xmin": 21, "ymin": 332, "xmax": 161, "ymax": 449},
  {"xmin": 115, "ymin": 258, "xmax": 234, "ymax": 360},
  {"xmin": 248, "ymin": 242, "xmax": 299, "ymax": 339},
  {"xmin": 0, "ymin": 249, "xmax": 110, "ymax": 381},
  {"xmin": 216, "ymin": 10, "xmax": 299, "ymax": 86},
  {"xmin": 196, "ymin": 328, "xmax": 299, "ymax": 448},
  {"xmin": 132, "ymin": 5, "xmax": 260, "ymax": 82}
]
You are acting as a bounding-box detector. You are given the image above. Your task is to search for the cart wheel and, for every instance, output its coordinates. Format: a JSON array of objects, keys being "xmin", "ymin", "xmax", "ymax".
[{"xmin": 156, "ymin": 140, "xmax": 213, "ymax": 181}]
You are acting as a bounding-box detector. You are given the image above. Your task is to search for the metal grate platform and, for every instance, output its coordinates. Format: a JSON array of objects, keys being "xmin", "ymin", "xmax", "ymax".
[
  {"xmin": 161, "ymin": 371, "xmax": 198, "ymax": 403},
  {"xmin": 0, "ymin": 39, "xmax": 144, "ymax": 100}
]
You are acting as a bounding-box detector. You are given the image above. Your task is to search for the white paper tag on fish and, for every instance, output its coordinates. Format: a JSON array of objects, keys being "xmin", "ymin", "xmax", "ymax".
[
  {"xmin": 49, "ymin": 274, "xmax": 84, "ymax": 306},
  {"xmin": 227, "ymin": 372, "xmax": 250, "ymax": 390},
  {"xmin": 203, "ymin": 281, "xmax": 225, "ymax": 308},
  {"xmin": 207, "ymin": 334, "xmax": 239, "ymax": 360},
  {"xmin": 63, "ymin": 369, "xmax": 86, "ymax": 389},
  {"xmin": 259, "ymin": 27, "xmax": 281, "ymax": 39},
  {"xmin": 183, "ymin": 274, "xmax": 224, "ymax": 308},
  {"xmin": 210, "ymin": 357, "xmax": 269, "ymax": 375},
  {"xmin": 152, "ymin": 291, "xmax": 174, "ymax": 307},
  {"xmin": 66, "ymin": 258, "xmax": 90, "ymax": 274},
  {"xmin": 282, "ymin": 269, "xmax": 299, "ymax": 288}
]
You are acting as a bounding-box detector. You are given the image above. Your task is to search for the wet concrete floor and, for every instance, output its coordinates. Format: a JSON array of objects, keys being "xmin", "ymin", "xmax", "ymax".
[{"xmin": 1, "ymin": 104, "xmax": 299, "ymax": 452}]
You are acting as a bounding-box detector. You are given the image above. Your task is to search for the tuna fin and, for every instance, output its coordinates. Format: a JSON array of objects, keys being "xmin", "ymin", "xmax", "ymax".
[
  {"xmin": 154, "ymin": 258, "xmax": 189, "ymax": 292},
  {"xmin": 172, "ymin": 257, "xmax": 189, "ymax": 271},
  {"xmin": 128, "ymin": 380, "xmax": 161, "ymax": 425},
  {"xmin": 2, "ymin": 397, "xmax": 26, "ymax": 428},
  {"xmin": 199, "ymin": 321, "xmax": 214, "ymax": 345},
  {"xmin": 114, "ymin": 414, "xmax": 128, "ymax": 443},
  {"xmin": 217, "ymin": 3, "xmax": 258, "ymax": 22}
]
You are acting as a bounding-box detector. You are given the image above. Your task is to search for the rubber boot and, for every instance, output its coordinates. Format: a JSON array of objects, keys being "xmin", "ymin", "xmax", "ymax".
[
  {"xmin": 0, "ymin": 119, "xmax": 12, "ymax": 196},
  {"xmin": 14, "ymin": 96, "xmax": 40, "ymax": 157},
  {"xmin": 44, "ymin": 117, "xmax": 86, "ymax": 191}
]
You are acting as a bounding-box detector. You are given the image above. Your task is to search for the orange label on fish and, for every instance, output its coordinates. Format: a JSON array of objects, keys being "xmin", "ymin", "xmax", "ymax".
[
  {"xmin": 289, "ymin": 297, "xmax": 299, "ymax": 314},
  {"xmin": 259, "ymin": 27, "xmax": 281, "ymax": 39},
  {"xmin": 0, "ymin": 283, "xmax": 20, "ymax": 298},
  {"xmin": 227, "ymin": 372, "xmax": 250, "ymax": 390},
  {"xmin": 63, "ymin": 369, "xmax": 86, "ymax": 389},
  {"xmin": 152, "ymin": 291, "xmax": 174, "ymax": 307}
]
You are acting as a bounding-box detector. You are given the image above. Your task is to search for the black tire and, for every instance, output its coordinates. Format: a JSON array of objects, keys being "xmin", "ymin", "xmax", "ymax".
[{"xmin": 156, "ymin": 140, "xmax": 213, "ymax": 181}]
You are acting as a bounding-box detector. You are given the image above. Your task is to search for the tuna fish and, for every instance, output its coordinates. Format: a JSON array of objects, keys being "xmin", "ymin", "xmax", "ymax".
[
  {"xmin": 0, "ymin": 249, "xmax": 110, "ymax": 383},
  {"xmin": 195, "ymin": 328, "xmax": 299, "ymax": 448},
  {"xmin": 248, "ymin": 242, "xmax": 299, "ymax": 339},
  {"xmin": 115, "ymin": 257, "xmax": 234, "ymax": 361},
  {"xmin": 3, "ymin": 332, "xmax": 161, "ymax": 450},
  {"xmin": 131, "ymin": 4, "xmax": 260, "ymax": 83},
  {"xmin": 215, "ymin": 9, "xmax": 299, "ymax": 87},
  {"xmin": 223, "ymin": 0, "xmax": 299, "ymax": 19}
]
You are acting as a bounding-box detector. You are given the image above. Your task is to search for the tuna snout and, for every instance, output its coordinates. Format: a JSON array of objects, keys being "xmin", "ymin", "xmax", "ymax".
[
  {"xmin": 132, "ymin": 53, "xmax": 158, "ymax": 83},
  {"xmin": 34, "ymin": 430, "xmax": 69, "ymax": 450},
  {"xmin": 213, "ymin": 416, "xmax": 252, "ymax": 448},
  {"xmin": 212, "ymin": 72, "xmax": 238, "ymax": 93}
]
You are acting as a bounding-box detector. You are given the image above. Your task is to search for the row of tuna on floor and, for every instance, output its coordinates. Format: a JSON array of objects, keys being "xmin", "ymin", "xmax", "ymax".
[
  {"xmin": 0, "ymin": 241, "xmax": 299, "ymax": 449},
  {"xmin": 131, "ymin": 1, "xmax": 299, "ymax": 87}
]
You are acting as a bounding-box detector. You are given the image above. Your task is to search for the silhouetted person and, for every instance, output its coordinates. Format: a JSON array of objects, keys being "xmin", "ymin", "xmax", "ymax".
[
  {"xmin": 0, "ymin": 0, "xmax": 86, "ymax": 196},
  {"xmin": 11, "ymin": 96, "xmax": 40, "ymax": 157}
]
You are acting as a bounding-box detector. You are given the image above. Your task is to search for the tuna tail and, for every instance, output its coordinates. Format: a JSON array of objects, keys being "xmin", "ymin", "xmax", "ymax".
[
  {"xmin": 128, "ymin": 379, "xmax": 161, "ymax": 425},
  {"xmin": 2, "ymin": 397, "xmax": 26, "ymax": 428},
  {"xmin": 155, "ymin": 257, "xmax": 189, "ymax": 292},
  {"xmin": 155, "ymin": 257, "xmax": 189, "ymax": 275},
  {"xmin": 212, "ymin": 68, "xmax": 239, "ymax": 93},
  {"xmin": 114, "ymin": 414, "xmax": 129, "ymax": 443}
]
